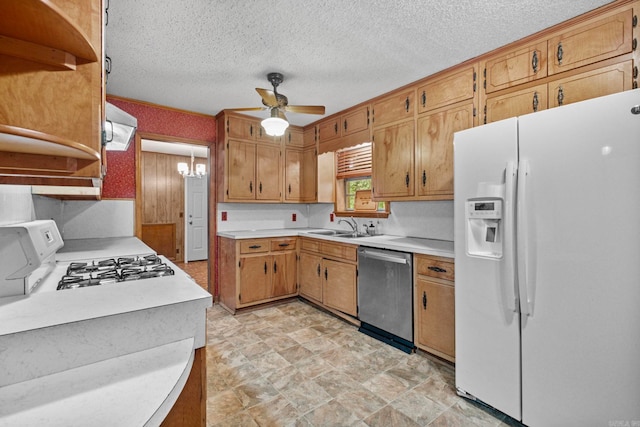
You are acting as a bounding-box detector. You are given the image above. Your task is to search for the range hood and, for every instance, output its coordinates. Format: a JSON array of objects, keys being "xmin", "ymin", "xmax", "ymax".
[{"xmin": 104, "ymin": 102, "xmax": 137, "ymax": 151}]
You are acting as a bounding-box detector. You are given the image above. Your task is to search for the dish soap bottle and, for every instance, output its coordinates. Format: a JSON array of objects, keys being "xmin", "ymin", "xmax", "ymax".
[{"xmin": 367, "ymin": 221, "xmax": 376, "ymax": 236}]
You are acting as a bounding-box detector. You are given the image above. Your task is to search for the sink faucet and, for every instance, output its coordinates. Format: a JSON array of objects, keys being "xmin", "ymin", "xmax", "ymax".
[{"xmin": 338, "ymin": 217, "xmax": 358, "ymax": 233}]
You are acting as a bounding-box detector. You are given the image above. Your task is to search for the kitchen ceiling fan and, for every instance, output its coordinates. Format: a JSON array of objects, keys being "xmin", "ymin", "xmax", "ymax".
[{"xmin": 229, "ymin": 72, "xmax": 326, "ymax": 136}]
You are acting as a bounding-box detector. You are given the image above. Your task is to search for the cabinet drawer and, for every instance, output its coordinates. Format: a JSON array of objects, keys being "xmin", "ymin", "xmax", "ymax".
[
  {"xmin": 416, "ymin": 255, "xmax": 454, "ymax": 281},
  {"xmin": 300, "ymin": 238, "xmax": 320, "ymax": 253},
  {"xmin": 372, "ymin": 89, "xmax": 415, "ymax": 128},
  {"xmin": 271, "ymin": 238, "xmax": 297, "ymax": 251},
  {"xmin": 417, "ymin": 65, "xmax": 477, "ymax": 113},
  {"xmin": 320, "ymin": 242, "xmax": 357, "ymax": 262},
  {"xmin": 484, "ymin": 42, "xmax": 547, "ymax": 93},
  {"xmin": 239, "ymin": 239, "xmax": 269, "ymax": 254}
]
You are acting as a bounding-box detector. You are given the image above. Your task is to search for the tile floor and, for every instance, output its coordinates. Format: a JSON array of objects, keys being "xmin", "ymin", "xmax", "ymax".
[{"xmin": 206, "ymin": 300, "xmax": 520, "ymax": 427}]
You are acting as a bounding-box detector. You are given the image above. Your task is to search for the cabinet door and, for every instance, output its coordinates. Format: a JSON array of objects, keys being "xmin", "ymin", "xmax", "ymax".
[
  {"xmin": 300, "ymin": 146, "xmax": 317, "ymax": 202},
  {"xmin": 548, "ymin": 10, "xmax": 633, "ymax": 75},
  {"xmin": 227, "ymin": 140, "xmax": 256, "ymax": 200},
  {"xmin": 484, "ymin": 42, "xmax": 547, "ymax": 93},
  {"xmin": 318, "ymin": 118, "xmax": 340, "ymax": 143},
  {"xmin": 323, "ymin": 259, "xmax": 357, "ymax": 317},
  {"xmin": 303, "ymin": 126, "xmax": 317, "ymax": 148},
  {"xmin": 227, "ymin": 115, "xmax": 257, "ymax": 140},
  {"xmin": 283, "ymin": 128, "xmax": 304, "ymax": 147},
  {"xmin": 372, "ymin": 89, "xmax": 415, "ymax": 128},
  {"xmin": 485, "ymin": 83, "xmax": 548, "ymax": 123},
  {"xmin": 417, "ymin": 101, "xmax": 474, "ymax": 197},
  {"xmin": 342, "ymin": 106, "xmax": 370, "ymax": 136},
  {"xmin": 548, "ymin": 60, "xmax": 633, "ymax": 108},
  {"xmin": 239, "ymin": 255, "xmax": 271, "ymax": 304},
  {"xmin": 299, "ymin": 252, "xmax": 323, "ymax": 302},
  {"xmin": 256, "ymin": 143, "xmax": 281, "ymax": 201},
  {"xmin": 416, "ymin": 278, "xmax": 455, "ymax": 359},
  {"xmin": 372, "ymin": 120, "xmax": 415, "ymax": 199},
  {"xmin": 272, "ymin": 251, "xmax": 297, "ymax": 297},
  {"xmin": 284, "ymin": 147, "xmax": 317, "ymax": 202},
  {"xmin": 417, "ymin": 65, "xmax": 476, "ymax": 113}
]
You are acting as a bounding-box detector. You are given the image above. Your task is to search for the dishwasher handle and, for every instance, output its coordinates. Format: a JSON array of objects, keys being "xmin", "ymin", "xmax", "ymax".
[{"xmin": 359, "ymin": 249, "xmax": 408, "ymax": 264}]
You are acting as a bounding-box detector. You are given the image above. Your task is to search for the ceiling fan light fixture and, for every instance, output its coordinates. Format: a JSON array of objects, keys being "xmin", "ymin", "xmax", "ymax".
[{"xmin": 261, "ymin": 109, "xmax": 289, "ymax": 136}]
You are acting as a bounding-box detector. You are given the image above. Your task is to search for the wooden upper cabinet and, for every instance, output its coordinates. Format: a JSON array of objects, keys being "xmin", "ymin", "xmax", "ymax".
[
  {"xmin": 227, "ymin": 115, "xmax": 259, "ymax": 140},
  {"xmin": 342, "ymin": 106, "xmax": 370, "ymax": 136},
  {"xmin": 417, "ymin": 101, "xmax": 474, "ymax": 198},
  {"xmin": 255, "ymin": 144, "xmax": 281, "ymax": 201},
  {"xmin": 226, "ymin": 140, "xmax": 256, "ymax": 200},
  {"xmin": 284, "ymin": 146, "xmax": 317, "ymax": 202},
  {"xmin": 318, "ymin": 117, "xmax": 341, "ymax": 143},
  {"xmin": 417, "ymin": 65, "xmax": 477, "ymax": 113},
  {"xmin": 372, "ymin": 90, "xmax": 415, "ymax": 128},
  {"xmin": 549, "ymin": 60, "xmax": 633, "ymax": 108},
  {"xmin": 372, "ymin": 120, "xmax": 415, "ymax": 199},
  {"xmin": 486, "ymin": 83, "xmax": 548, "ymax": 124},
  {"xmin": 282, "ymin": 127, "xmax": 304, "ymax": 147},
  {"xmin": 548, "ymin": 10, "xmax": 633, "ymax": 76},
  {"xmin": 484, "ymin": 42, "xmax": 548, "ymax": 93}
]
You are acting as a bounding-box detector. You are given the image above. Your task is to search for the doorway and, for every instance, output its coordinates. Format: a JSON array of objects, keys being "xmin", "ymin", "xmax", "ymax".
[{"xmin": 134, "ymin": 134, "xmax": 214, "ymax": 292}]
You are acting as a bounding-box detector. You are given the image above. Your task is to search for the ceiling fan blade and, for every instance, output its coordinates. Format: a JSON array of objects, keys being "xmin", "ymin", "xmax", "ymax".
[
  {"xmin": 277, "ymin": 110, "xmax": 288, "ymax": 121},
  {"xmin": 256, "ymin": 88, "xmax": 278, "ymax": 107},
  {"xmin": 226, "ymin": 107, "xmax": 266, "ymax": 112},
  {"xmin": 285, "ymin": 105, "xmax": 326, "ymax": 115}
]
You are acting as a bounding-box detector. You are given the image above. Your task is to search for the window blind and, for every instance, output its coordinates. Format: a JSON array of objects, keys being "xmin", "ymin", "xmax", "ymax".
[{"xmin": 336, "ymin": 143, "xmax": 372, "ymax": 179}]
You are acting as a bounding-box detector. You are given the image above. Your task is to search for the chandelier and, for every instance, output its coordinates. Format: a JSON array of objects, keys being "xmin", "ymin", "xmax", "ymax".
[{"xmin": 177, "ymin": 151, "xmax": 206, "ymax": 178}]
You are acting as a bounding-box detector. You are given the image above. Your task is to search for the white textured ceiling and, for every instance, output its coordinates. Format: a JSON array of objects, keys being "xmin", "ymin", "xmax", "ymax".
[{"xmin": 105, "ymin": 0, "xmax": 613, "ymax": 126}]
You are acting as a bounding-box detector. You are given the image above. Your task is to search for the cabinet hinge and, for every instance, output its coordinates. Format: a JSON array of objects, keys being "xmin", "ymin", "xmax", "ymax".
[
  {"xmin": 226, "ymin": 142, "xmax": 229, "ymax": 149},
  {"xmin": 633, "ymin": 15, "xmax": 637, "ymax": 27},
  {"xmin": 226, "ymin": 119, "xmax": 229, "ymax": 134},
  {"xmin": 473, "ymin": 82, "xmax": 476, "ymax": 92},
  {"xmin": 473, "ymin": 107, "xmax": 476, "ymax": 117},
  {"xmin": 226, "ymin": 189, "xmax": 229, "ymax": 196},
  {"xmin": 238, "ymin": 260, "xmax": 241, "ymax": 268},
  {"xmin": 239, "ymin": 293, "xmax": 242, "ymax": 301},
  {"xmin": 356, "ymin": 268, "xmax": 358, "ymax": 277}
]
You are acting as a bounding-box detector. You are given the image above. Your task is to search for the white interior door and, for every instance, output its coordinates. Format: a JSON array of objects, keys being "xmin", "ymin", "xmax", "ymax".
[{"xmin": 185, "ymin": 176, "xmax": 208, "ymax": 261}]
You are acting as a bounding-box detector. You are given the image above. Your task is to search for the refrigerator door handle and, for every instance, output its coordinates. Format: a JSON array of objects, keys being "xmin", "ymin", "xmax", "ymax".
[
  {"xmin": 504, "ymin": 161, "xmax": 518, "ymax": 313},
  {"xmin": 517, "ymin": 160, "xmax": 534, "ymax": 317}
]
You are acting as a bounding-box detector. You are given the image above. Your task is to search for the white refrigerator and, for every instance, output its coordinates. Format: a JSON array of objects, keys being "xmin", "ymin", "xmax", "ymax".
[{"xmin": 453, "ymin": 89, "xmax": 640, "ymax": 426}]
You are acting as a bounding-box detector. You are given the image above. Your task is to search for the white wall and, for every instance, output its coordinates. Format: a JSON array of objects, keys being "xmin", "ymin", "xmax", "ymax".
[
  {"xmin": 0, "ymin": 185, "xmax": 34, "ymax": 225},
  {"xmin": 217, "ymin": 200, "xmax": 454, "ymax": 241}
]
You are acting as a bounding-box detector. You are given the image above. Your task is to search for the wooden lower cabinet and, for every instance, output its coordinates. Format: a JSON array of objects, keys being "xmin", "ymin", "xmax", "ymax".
[
  {"xmin": 161, "ymin": 346, "xmax": 206, "ymax": 427},
  {"xmin": 219, "ymin": 237, "xmax": 297, "ymax": 312},
  {"xmin": 414, "ymin": 254, "xmax": 455, "ymax": 362},
  {"xmin": 298, "ymin": 238, "xmax": 358, "ymax": 318}
]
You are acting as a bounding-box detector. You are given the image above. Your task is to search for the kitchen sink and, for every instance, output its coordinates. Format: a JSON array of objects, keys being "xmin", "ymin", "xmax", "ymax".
[
  {"xmin": 308, "ymin": 230, "xmax": 345, "ymax": 235},
  {"xmin": 335, "ymin": 233, "xmax": 370, "ymax": 239}
]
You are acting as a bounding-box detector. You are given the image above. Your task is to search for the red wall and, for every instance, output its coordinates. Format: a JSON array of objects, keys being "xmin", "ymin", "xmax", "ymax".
[{"xmin": 102, "ymin": 97, "xmax": 217, "ymax": 199}]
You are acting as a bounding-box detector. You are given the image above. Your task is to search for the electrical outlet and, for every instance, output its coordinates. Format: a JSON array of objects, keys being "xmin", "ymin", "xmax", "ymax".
[
  {"xmin": 292, "ymin": 213, "xmax": 297, "ymax": 221},
  {"xmin": 221, "ymin": 211, "xmax": 227, "ymax": 221},
  {"xmin": 330, "ymin": 213, "xmax": 334, "ymax": 222}
]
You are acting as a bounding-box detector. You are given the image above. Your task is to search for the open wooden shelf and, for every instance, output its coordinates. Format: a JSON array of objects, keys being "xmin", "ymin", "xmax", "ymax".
[
  {"xmin": 0, "ymin": 124, "xmax": 100, "ymax": 161},
  {"xmin": 0, "ymin": 0, "xmax": 98, "ymax": 69}
]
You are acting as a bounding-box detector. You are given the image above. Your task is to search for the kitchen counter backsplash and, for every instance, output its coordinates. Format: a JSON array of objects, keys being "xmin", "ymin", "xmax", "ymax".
[{"xmin": 218, "ymin": 201, "xmax": 453, "ymax": 242}]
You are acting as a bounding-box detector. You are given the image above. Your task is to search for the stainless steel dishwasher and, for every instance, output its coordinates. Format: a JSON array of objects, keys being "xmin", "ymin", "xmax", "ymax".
[{"xmin": 357, "ymin": 247, "xmax": 414, "ymax": 353}]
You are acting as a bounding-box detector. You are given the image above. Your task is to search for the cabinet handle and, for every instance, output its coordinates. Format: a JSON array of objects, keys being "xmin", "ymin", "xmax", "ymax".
[
  {"xmin": 264, "ymin": 262, "xmax": 267, "ymax": 274},
  {"xmin": 405, "ymin": 97, "xmax": 410, "ymax": 112},
  {"xmin": 531, "ymin": 50, "xmax": 539, "ymax": 73},
  {"xmin": 259, "ymin": 127, "xmax": 263, "ymax": 138},
  {"xmin": 344, "ymin": 119, "xmax": 347, "ymax": 131},
  {"xmin": 421, "ymin": 91, "xmax": 426, "ymax": 107},
  {"xmin": 428, "ymin": 266, "xmax": 447, "ymax": 273},
  {"xmin": 249, "ymin": 181, "xmax": 253, "ymax": 193},
  {"xmin": 532, "ymin": 91, "xmax": 539, "ymax": 112},
  {"xmin": 250, "ymin": 124, "xmax": 253, "ymax": 136},
  {"xmin": 557, "ymin": 86, "xmax": 564, "ymax": 106},
  {"xmin": 317, "ymin": 264, "xmax": 321, "ymax": 276},
  {"xmin": 334, "ymin": 123, "xmax": 338, "ymax": 135},
  {"xmin": 274, "ymin": 261, "xmax": 277, "ymax": 273},
  {"xmin": 288, "ymin": 183, "xmax": 292, "ymax": 194},
  {"xmin": 422, "ymin": 291, "xmax": 427, "ymax": 309},
  {"xmin": 249, "ymin": 245, "xmax": 262, "ymax": 249},
  {"xmin": 259, "ymin": 182, "xmax": 263, "ymax": 194},
  {"xmin": 288, "ymin": 132, "xmax": 291, "ymax": 142},
  {"xmin": 324, "ymin": 267, "xmax": 328, "ymax": 280},
  {"xmin": 405, "ymin": 173, "xmax": 410, "ymax": 188},
  {"xmin": 422, "ymin": 170, "xmax": 427, "ymax": 186},
  {"xmin": 278, "ymin": 243, "xmax": 290, "ymax": 247},
  {"xmin": 556, "ymin": 42, "xmax": 563, "ymax": 65}
]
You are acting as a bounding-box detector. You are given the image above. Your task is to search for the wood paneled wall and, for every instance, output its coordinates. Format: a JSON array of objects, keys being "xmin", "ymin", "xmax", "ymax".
[{"xmin": 141, "ymin": 151, "xmax": 190, "ymax": 261}]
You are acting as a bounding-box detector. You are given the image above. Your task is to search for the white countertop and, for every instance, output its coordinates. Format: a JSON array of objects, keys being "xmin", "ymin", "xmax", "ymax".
[
  {"xmin": 217, "ymin": 228, "xmax": 454, "ymax": 258},
  {"xmin": 56, "ymin": 236, "xmax": 155, "ymax": 261}
]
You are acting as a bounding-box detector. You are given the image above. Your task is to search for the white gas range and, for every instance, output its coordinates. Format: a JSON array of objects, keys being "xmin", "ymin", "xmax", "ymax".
[{"xmin": 0, "ymin": 220, "xmax": 188, "ymax": 297}]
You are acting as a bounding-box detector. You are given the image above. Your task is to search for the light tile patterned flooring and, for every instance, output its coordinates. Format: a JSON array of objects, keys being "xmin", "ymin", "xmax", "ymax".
[{"xmin": 206, "ymin": 300, "xmax": 520, "ymax": 427}]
